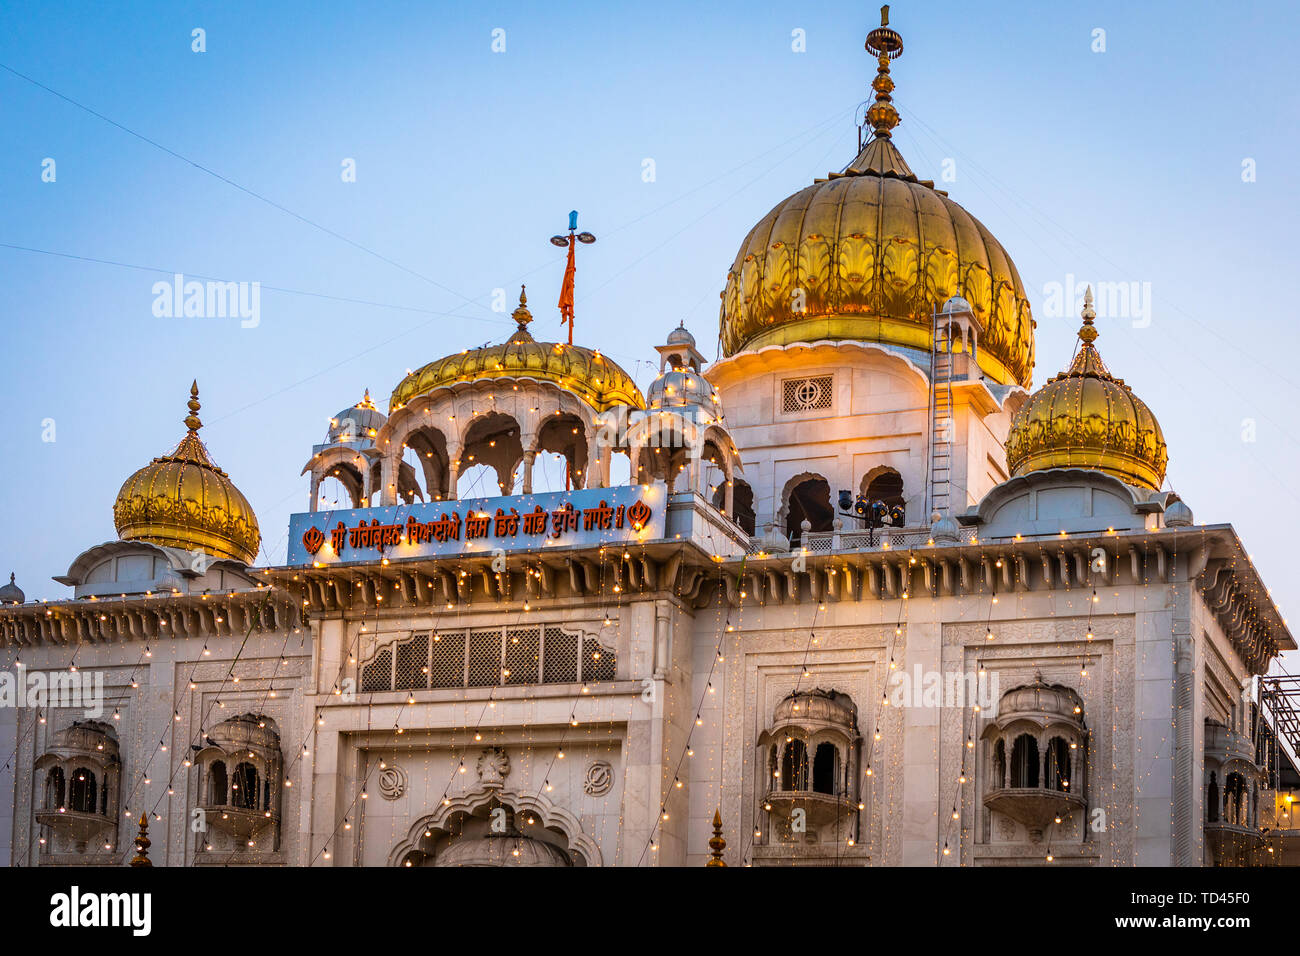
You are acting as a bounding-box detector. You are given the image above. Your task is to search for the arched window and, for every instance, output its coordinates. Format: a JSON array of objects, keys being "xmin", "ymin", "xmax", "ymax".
[
  {"xmin": 232, "ymin": 762, "xmax": 260, "ymax": 811},
  {"xmin": 68, "ymin": 767, "xmax": 96, "ymax": 814},
  {"xmin": 812, "ymin": 743, "xmax": 839, "ymax": 795},
  {"xmin": 785, "ymin": 477, "xmax": 832, "ymax": 544},
  {"xmin": 209, "ymin": 761, "xmax": 228, "ymax": 805},
  {"xmin": 780, "ymin": 740, "xmax": 808, "ymax": 791},
  {"xmin": 1207, "ymin": 772, "xmax": 1219, "ymax": 823},
  {"xmin": 992, "ymin": 739, "xmax": 1006, "ymax": 790},
  {"xmin": 45, "ymin": 767, "xmax": 65, "ymax": 810},
  {"xmin": 534, "ymin": 412, "xmax": 589, "ymax": 493},
  {"xmin": 1224, "ymin": 773, "xmax": 1246, "ymax": 826},
  {"xmin": 1010, "ymin": 735, "xmax": 1039, "ymax": 788},
  {"xmin": 316, "ymin": 461, "xmax": 366, "ymax": 511},
  {"xmin": 1045, "ymin": 737, "xmax": 1071, "ymax": 792},
  {"xmin": 457, "ymin": 462, "xmax": 503, "ymax": 499},
  {"xmin": 864, "ymin": 469, "xmax": 906, "ymax": 525},
  {"xmin": 713, "ymin": 478, "xmax": 756, "ymax": 536}
]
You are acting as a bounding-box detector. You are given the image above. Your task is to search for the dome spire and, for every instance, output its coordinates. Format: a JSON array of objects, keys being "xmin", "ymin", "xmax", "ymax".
[
  {"xmin": 512, "ymin": 284, "xmax": 532, "ymax": 331},
  {"xmin": 114, "ymin": 381, "xmax": 262, "ymax": 564},
  {"xmin": 1005, "ymin": 280, "xmax": 1168, "ymax": 490},
  {"xmin": 0, "ymin": 571, "xmax": 23, "ymax": 606},
  {"xmin": 1065, "ymin": 286, "xmax": 1110, "ymax": 378},
  {"xmin": 510, "ymin": 284, "xmax": 536, "ymax": 344},
  {"xmin": 184, "ymin": 380, "xmax": 202, "ymax": 434},
  {"xmin": 843, "ymin": 7, "xmax": 915, "ymax": 179},
  {"xmin": 865, "ymin": 5, "xmax": 904, "ymax": 138},
  {"xmin": 1078, "ymin": 285, "xmax": 1098, "ymax": 344}
]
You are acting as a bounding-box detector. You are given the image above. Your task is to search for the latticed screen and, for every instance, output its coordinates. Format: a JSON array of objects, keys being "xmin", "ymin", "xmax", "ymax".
[
  {"xmin": 504, "ymin": 627, "xmax": 541, "ymax": 684},
  {"xmin": 582, "ymin": 636, "xmax": 617, "ymax": 682},
  {"xmin": 542, "ymin": 627, "xmax": 580, "ymax": 683},
  {"xmin": 360, "ymin": 647, "xmax": 392, "ymax": 693},
  {"xmin": 467, "ymin": 629, "xmax": 502, "ymax": 687},
  {"xmin": 782, "ymin": 375, "xmax": 833, "ymax": 413},
  {"xmin": 394, "ymin": 635, "xmax": 429, "ymax": 690},
  {"xmin": 358, "ymin": 625, "xmax": 612, "ymax": 692},
  {"xmin": 429, "ymin": 632, "xmax": 466, "ymax": 688}
]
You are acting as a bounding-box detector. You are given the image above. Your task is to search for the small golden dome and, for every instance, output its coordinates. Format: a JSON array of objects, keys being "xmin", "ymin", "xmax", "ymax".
[
  {"xmin": 389, "ymin": 286, "xmax": 645, "ymax": 413},
  {"xmin": 113, "ymin": 382, "xmax": 261, "ymax": 564},
  {"xmin": 717, "ymin": 12, "xmax": 1035, "ymax": 386},
  {"xmin": 1005, "ymin": 289, "xmax": 1168, "ymax": 491}
]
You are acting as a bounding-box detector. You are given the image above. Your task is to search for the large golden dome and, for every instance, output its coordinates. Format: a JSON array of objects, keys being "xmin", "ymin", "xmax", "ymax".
[
  {"xmin": 390, "ymin": 287, "xmax": 644, "ymax": 413},
  {"xmin": 1005, "ymin": 289, "xmax": 1167, "ymax": 491},
  {"xmin": 113, "ymin": 382, "xmax": 261, "ymax": 564},
  {"xmin": 718, "ymin": 12, "xmax": 1035, "ymax": 387}
]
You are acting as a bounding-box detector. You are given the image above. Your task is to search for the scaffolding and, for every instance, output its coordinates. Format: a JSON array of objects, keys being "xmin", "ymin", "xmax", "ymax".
[{"xmin": 1259, "ymin": 675, "xmax": 1300, "ymax": 790}]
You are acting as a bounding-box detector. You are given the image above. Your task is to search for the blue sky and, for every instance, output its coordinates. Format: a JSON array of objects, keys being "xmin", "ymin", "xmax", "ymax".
[{"xmin": 2, "ymin": 0, "xmax": 1298, "ymax": 664}]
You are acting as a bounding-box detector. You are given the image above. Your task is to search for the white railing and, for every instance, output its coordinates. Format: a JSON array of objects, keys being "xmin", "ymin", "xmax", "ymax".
[{"xmin": 795, "ymin": 525, "xmax": 977, "ymax": 554}]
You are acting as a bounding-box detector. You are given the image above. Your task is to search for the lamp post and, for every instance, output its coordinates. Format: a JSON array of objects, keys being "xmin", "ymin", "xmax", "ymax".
[{"xmin": 837, "ymin": 489, "xmax": 904, "ymax": 546}]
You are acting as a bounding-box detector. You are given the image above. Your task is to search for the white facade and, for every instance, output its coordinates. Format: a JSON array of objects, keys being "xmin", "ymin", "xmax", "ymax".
[
  {"xmin": 1, "ymin": 404, "xmax": 1293, "ymax": 867},
  {"xmin": 3, "ymin": 27, "xmax": 1295, "ymax": 868}
]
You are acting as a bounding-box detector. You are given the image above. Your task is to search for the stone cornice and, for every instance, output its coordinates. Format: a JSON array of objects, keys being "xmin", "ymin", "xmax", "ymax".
[
  {"xmin": 0, "ymin": 586, "xmax": 299, "ymax": 648},
  {"xmin": 255, "ymin": 541, "xmax": 715, "ymax": 616},
  {"xmin": 718, "ymin": 524, "xmax": 1294, "ymax": 665}
]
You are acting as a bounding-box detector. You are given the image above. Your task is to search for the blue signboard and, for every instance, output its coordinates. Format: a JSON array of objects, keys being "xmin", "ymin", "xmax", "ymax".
[{"xmin": 286, "ymin": 485, "xmax": 666, "ymax": 567}]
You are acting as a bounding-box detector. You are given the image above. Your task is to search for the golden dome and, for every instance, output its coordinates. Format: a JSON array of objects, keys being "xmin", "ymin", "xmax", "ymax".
[
  {"xmin": 1005, "ymin": 289, "xmax": 1168, "ymax": 491},
  {"xmin": 113, "ymin": 382, "xmax": 262, "ymax": 564},
  {"xmin": 389, "ymin": 287, "xmax": 644, "ymax": 413},
  {"xmin": 717, "ymin": 12, "xmax": 1035, "ymax": 387}
]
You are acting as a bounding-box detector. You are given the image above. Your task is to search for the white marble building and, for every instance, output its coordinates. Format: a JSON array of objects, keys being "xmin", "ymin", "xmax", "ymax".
[{"xmin": 2, "ymin": 12, "xmax": 1297, "ymax": 868}]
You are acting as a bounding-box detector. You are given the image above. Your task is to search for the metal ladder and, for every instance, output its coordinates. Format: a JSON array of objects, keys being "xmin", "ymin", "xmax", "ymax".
[{"xmin": 928, "ymin": 309, "xmax": 954, "ymax": 518}]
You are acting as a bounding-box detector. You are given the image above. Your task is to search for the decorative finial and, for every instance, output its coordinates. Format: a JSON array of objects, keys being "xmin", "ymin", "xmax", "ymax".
[
  {"xmin": 865, "ymin": 5, "xmax": 904, "ymax": 139},
  {"xmin": 706, "ymin": 808, "xmax": 727, "ymax": 866},
  {"xmin": 184, "ymin": 380, "xmax": 202, "ymax": 433},
  {"xmin": 1079, "ymin": 286, "xmax": 1098, "ymax": 345},
  {"xmin": 357, "ymin": 388, "xmax": 376, "ymax": 411},
  {"xmin": 511, "ymin": 284, "xmax": 533, "ymax": 330},
  {"xmin": 130, "ymin": 812, "xmax": 152, "ymax": 867}
]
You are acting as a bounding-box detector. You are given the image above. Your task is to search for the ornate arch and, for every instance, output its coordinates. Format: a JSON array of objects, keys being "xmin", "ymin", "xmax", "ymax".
[
  {"xmin": 776, "ymin": 471, "xmax": 832, "ymax": 538},
  {"xmin": 387, "ymin": 787, "xmax": 603, "ymax": 867},
  {"xmin": 303, "ymin": 446, "xmax": 372, "ymax": 509}
]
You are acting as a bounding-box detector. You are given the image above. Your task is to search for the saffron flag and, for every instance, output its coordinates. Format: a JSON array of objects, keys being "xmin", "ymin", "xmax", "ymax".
[{"xmin": 558, "ymin": 236, "xmax": 576, "ymax": 335}]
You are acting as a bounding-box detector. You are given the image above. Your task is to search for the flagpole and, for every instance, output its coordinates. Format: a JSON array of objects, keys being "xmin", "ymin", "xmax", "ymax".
[{"xmin": 551, "ymin": 210, "xmax": 596, "ymax": 347}]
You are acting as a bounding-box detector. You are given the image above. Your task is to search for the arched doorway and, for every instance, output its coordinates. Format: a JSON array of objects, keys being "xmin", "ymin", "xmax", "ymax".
[
  {"xmin": 784, "ymin": 476, "xmax": 832, "ymax": 545},
  {"xmin": 390, "ymin": 793, "xmax": 598, "ymax": 867},
  {"xmin": 713, "ymin": 478, "xmax": 756, "ymax": 536},
  {"xmin": 862, "ymin": 467, "xmax": 906, "ymax": 525}
]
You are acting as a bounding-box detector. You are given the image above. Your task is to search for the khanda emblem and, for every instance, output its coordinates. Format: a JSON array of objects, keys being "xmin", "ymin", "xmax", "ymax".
[{"xmin": 302, "ymin": 526, "xmax": 325, "ymax": 555}]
